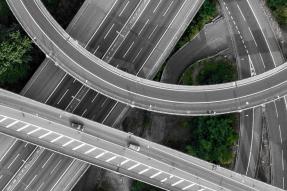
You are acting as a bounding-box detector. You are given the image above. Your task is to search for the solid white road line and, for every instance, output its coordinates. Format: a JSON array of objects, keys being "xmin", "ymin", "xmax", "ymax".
[
  {"xmin": 36, "ymin": 182, "xmax": 45, "ymax": 191},
  {"xmin": 86, "ymin": 0, "xmax": 120, "ymax": 46},
  {"xmin": 279, "ymin": 125, "xmax": 283, "ymax": 144},
  {"xmin": 274, "ymin": 102, "xmax": 279, "ymax": 118},
  {"xmin": 245, "ymin": 109, "xmax": 255, "ymax": 175},
  {"xmin": 119, "ymin": 1, "xmax": 130, "ymax": 17},
  {"xmin": 123, "ymin": 41, "xmax": 134, "ymax": 58},
  {"xmin": 182, "ymin": 183, "xmax": 196, "ymax": 190},
  {"xmin": 246, "ymin": 0, "xmax": 276, "ymax": 66},
  {"xmin": 7, "ymin": 154, "xmax": 19, "ymax": 169},
  {"xmin": 93, "ymin": 46, "xmax": 100, "ymax": 54},
  {"xmin": 57, "ymin": 89, "xmax": 69, "ymax": 105},
  {"xmin": 27, "ymin": 127, "xmax": 41, "ymax": 135},
  {"xmin": 50, "ymin": 135, "xmax": 63, "ymax": 143},
  {"xmin": 153, "ymin": 0, "xmax": 162, "ymax": 13},
  {"xmin": 101, "ymin": 102, "xmax": 118, "ymax": 124},
  {"xmin": 72, "ymin": 143, "xmax": 85, "ymax": 151},
  {"xmin": 138, "ymin": 167, "xmax": 150, "ymax": 174},
  {"xmin": 0, "ymin": 117, "xmax": 7, "ymax": 123},
  {"xmin": 148, "ymin": 25, "xmax": 158, "ymax": 39},
  {"xmin": 248, "ymin": 27, "xmax": 258, "ymax": 47},
  {"xmin": 132, "ymin": 48, "xmax": 143, "ymax": 63},
  {"xmin": 171, "ymin": 179, "xmax": 184, "ymax": 187},
  {"xmin": 25, "ymin": 174, "xmax": 37, "ymax": 190},
  {"xmin": 81, "ymin": 109, "xmax": 87, "ymax": 117},
  {"xmin": 163, "ymin": 0, "xmax": 173, "ymax": 17},
  {"xmin": 50, "ymin": 160, "xmax": 62, "ymax": 175},
  {"xmin": 236, "ymin": 3, "xmax": 246, "ymax": 22},
  {"xmin": 106, "ymin": 156, "xmax": 117, "ymax": 162},
  {"xmin": 160, "ymin": 178, "xmax": 167, "ymax": 183},
  {"xmin": 6, "ymin": 120, "xmax": 19, "ymax": 128},
  {"xmin": 138, "ymin": 0, "xmax": 190, "ymax": 76},
  {"xmin": 84, "ymin": 147, "xmax": 97, "ymax": 154},
  {"xmin": 45, "ymin": 73, "xmax": 68, "ymax": 104},
  {"xmin": 39, "ymin": 131, "xmax": 52, "ymax": 139},
  {"xmin": 120, "ymin": 159, "xmax": 130, "ymax": 166},
  {"xmin": 42, "ymin": 153, "xmax": 54, "ymax": 169},
  {"xmin": 62, "ymin": 140, "xmax": 74, "ymax": 147},
  {"xmin": 17, "ymin": 124, "xmax": 30, "ymax": 132},
  {"xmin": 139, "ymin": 19, "xmax": 149, "ymax": 35},
  {"xmin": 150, "ymin": 171, "xmax": 161, "ymax": 178},
  {"xmin": 91, "ymin": 93, "xmax": 99, "ymax": 103},
  {"xmin": 101, "ymin": 98, "xmax": 109, "ymax": 108},
  {"xmin": 281, "ymin": 149, "xmax": 285, "ymax": 171},
  {"xmin": 0, "ymin": 139, "xmax": 17, "ymax": 162},
  {"xmin": 127, "ymin": 163, "xmax": 140, "ymax": 170},
  {"xmin": 95, "ymin": 151, "xmax": 108, "ymax": 159},
  {"xmin": 104, "ymin": 24, "xmax": 115, "ymax": 40}
]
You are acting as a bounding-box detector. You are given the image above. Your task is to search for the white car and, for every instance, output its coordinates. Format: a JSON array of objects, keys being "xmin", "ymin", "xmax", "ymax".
[{"xmin": 128, "ymin": 144, "xmax": 140, "ymax": 152}]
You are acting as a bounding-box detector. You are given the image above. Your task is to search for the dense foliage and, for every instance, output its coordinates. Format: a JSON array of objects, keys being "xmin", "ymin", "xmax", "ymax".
[
  {"xmin": 0, "ymin": 0, "xmax": 35, "ymax": 91},
  {"xmin": 186, "ymin": 115, "xmax": 238, "ymax": 165},
  {"xmin": 0, "ymin": 29, "xmax": 32, "ymax": 85},
  {"xmin": 267, "ymin": 0, "xmax": 287, "ymax": 25},
  {"xmin": 181, "ymin": 57, "xmax": 237, "ymax": 85},
  {"xmin": 179, "ymin": 57, "xmax": 238, "ymax": 166},
  {"xmin": 0, "ymin": 0, "xmax": 9, "ymax": 17},
  {"xmin": 196, "ymin": 59, "xmax": 236, "ymax": 85}
]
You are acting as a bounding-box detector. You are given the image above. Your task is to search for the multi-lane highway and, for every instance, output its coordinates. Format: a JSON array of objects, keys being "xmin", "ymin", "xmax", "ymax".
[
  {"xmin": 0, "ymin": 88, "xmax": 284, "ymax": 191},
  {"xmin": 220, "ymin": 0, "xmax": 287, "ymax": 189},
  {"xmin": 3, "ymin": 0, "xmax": 287, "ymax": 190},
  {"xmin": 1, "ymin": 0, "xmax": 202, "ymax": 190},
  {"xmin": 8, "ymin": 0, "xmax": 287, "ymax": 116}
]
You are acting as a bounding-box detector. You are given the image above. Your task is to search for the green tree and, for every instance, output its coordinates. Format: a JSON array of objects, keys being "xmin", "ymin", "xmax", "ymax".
[
  {"xmin": 0, "ymin": 0, "xmax": 9, "ymax": 17},
  {"xmin": 267, "ymin": 0, "xmax": 287, "ymax": 26},
  {"xmin": 196, "ymin": 60, "xmax": 236, "ymax": 85},
  {"xmin": 0, "ymin": 30, "xmax": 32, "ymax": 85},
  {"xmin": 274, "ymin": 6, "xmax": 287, "ymax": 25},
  {"xmin": 186, "ymin": 115, "xmax": 238, "ymax": 165}
]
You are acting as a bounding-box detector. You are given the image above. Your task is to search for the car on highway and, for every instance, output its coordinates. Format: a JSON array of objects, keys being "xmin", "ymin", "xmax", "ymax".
[
  {"xmin": 128, "ymin": 143, "xmax": 140, "ymax": 152},
  {"xmin": 71, "ymin": 121, "xmax": 84, "ymax": 132}
]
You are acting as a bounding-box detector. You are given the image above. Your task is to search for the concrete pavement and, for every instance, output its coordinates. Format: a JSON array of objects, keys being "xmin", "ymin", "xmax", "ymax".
[{"xmin": 0, "ymin": 88, "xmax": 283, "ymax": 191}]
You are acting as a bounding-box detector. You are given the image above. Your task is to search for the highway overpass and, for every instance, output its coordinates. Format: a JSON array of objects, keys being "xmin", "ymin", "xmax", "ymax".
[
  {"xmin": 2, "ymin": 0, "xmax": 206, "ymax": 190},
  {"xmin": 7, "ymin": 0, "xmax": 287, "ymax": 116},
  {"xmin": 0, "ymin": 88, "xmax": 284, "ymax": 191}
]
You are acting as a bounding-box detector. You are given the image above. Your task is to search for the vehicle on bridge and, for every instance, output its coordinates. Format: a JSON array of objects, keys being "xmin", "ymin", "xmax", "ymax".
[
  {"xmin": 128, "ymin": 143, "xmax": 140, "ymax": 152},
  {"xmin": 71, "ymin": 121, "xmax": 84, "ymax": 132}
]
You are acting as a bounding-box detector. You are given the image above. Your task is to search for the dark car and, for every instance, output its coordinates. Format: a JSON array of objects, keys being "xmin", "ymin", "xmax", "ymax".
[{"xmin": 71, "ymin": 121, "xmax": 84, "ymax": 132}]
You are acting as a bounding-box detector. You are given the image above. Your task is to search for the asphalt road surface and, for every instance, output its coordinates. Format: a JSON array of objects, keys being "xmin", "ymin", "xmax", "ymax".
[
  {"xmin": 8, "ymin": 0, "xmax": 287, "ymax": 116},
  {"xmin": 221, "ymin": 0, "xmax": 286, "ymax": 189},
  {"xmin": 1, "ymin": 0, "xmax": 198, "ymax": 190},
  {"xmin": 0, "ymin": 88, "xmax": 284, "ymax": 191}
]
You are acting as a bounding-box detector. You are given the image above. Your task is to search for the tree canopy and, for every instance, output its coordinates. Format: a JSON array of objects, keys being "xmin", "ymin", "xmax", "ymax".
[
  {"xmin": 0, "ymin": 29, "xmax": 32, "ymax": 85},
  {"xmin": 186, "ymin": 115, "xmax": 238, "ymax": 165},
  {"xmin": 267, "ymin": 0, "xmax": 287, "ymax": 25}
]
